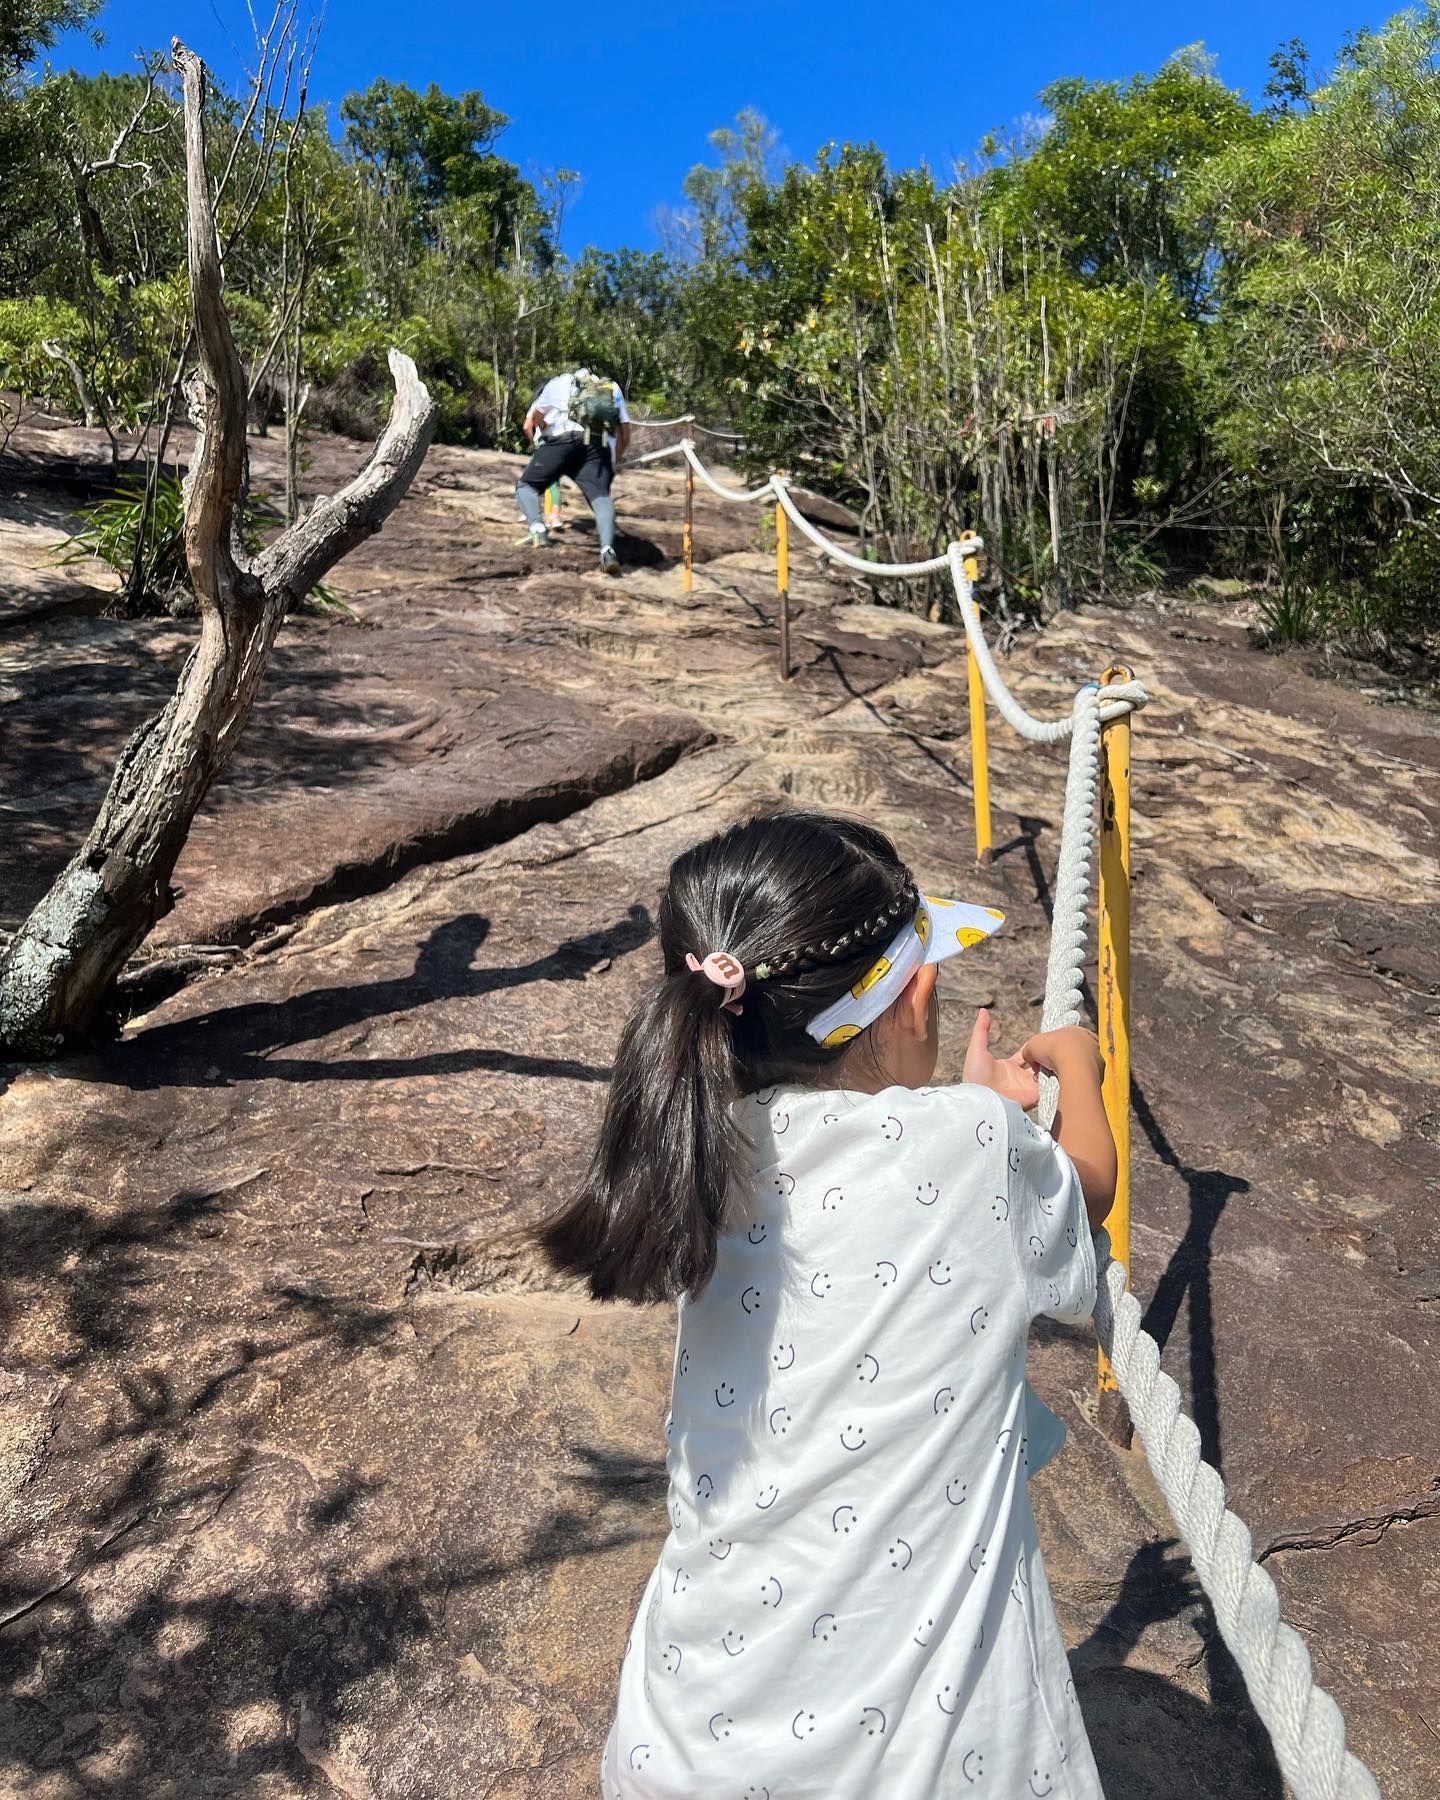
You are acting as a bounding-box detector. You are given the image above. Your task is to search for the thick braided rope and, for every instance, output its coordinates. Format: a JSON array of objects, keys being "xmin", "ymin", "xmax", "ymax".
[
  {"xmin": 637, "ymin": 449, "xmax": 1152, "ymax": 734},
  {"xmin": 681, "ymin": 440, "xmax": 776, "ymax": 503},
  {"xmin": 772, "ymin": 475, "xmax": 952, "ymax": 578},
  {"xmin": 631, "ymin": 415, "xmax": 747, "ymax": 440},
  {"xmin": 631, "ymin": 439, "xmax": 694, "ymax": 468},
  {"xmin": 1038, "ymin": 702, "xmax": 1381, "ymax": 1800}
]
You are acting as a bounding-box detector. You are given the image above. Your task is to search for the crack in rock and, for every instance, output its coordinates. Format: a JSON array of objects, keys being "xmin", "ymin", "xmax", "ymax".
[{"xmin": 1258, "ymin": 1492, "xmax": 1438, "ymax": 1560}]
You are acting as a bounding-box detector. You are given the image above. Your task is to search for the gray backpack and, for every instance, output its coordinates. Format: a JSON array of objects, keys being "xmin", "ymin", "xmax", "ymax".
[{"xmin": 566, "ymin": 371, "xmax": 622, "ymax": 441}]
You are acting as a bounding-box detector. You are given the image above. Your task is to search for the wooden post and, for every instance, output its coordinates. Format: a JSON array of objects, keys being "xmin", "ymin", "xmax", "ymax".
[
  {"xmin": 776, "ymin": 485, "xmax": 791, "ymax": 681},
  {"xmin": 1097, "ymin": 662, "xmax": 1134, "ymax": 1447},
  {"xmin": 683, "ymin": 449, "xmax": 694, "ymax": 595},
  {"xmin": 959, "ymin": 532, "xmax": 992, "ymax": 864}
]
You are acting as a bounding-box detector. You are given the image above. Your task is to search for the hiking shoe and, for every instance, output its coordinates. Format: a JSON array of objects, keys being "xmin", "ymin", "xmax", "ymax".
[
  {"xmin": 527, "ymin": 522, "xmax": 550, "ymax": 548},
  {"xmin": 600, "ymin": 546, "xmax": 621, "ymax": 578}
]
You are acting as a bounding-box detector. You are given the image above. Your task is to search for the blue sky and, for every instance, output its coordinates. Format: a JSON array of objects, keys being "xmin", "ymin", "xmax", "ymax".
[{"xmin": 53, "ymin": 0, "xmax": 1395, "ymax": 252}]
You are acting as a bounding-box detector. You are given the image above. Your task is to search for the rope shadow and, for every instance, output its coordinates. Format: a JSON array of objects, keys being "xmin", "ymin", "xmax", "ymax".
[{"xmin": 815, "ymin": 643, "xmax": 976, "ymax": 790}]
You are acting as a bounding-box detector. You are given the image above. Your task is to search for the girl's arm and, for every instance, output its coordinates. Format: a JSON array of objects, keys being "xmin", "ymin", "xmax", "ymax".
[{"xmin": 1019, "ymin": 1026, "xmax": 1117, "ymax": 1230}]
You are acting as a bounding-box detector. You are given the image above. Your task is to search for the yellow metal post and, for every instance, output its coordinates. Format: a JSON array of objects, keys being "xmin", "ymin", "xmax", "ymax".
[
  {"xmin": 1097, "ymin": 663, "xmax": 1134, "ymax": 1446},
  {"xmin": 959, "ymin": 532, "xmax": 993, "ymax": 864},
  {"xmin": 776, "ymin": 487, "xmax": 792, "ymax": 681},
  {"xmin": 683, "ymin": 454, "xmax": 694, "ymax": 595}
]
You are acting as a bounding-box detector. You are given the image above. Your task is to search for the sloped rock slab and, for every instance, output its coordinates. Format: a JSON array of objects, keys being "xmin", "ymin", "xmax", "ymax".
[
  {"xmin": 1, "ymin": 611, "xmax": 709, "ymax": 948},
  {"xmin": 4, "ymin": 414, "xmax": 1439, "ymax": 1799},
  {"xmin": 0, "ymin": 742, "xmax": 1333, "ymax": 1800}
]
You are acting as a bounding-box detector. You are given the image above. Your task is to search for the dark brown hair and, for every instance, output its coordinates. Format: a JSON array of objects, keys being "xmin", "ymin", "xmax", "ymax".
[{"xmin": 538, "ymin": 809, "xmax": 918, "ymax": 1304}]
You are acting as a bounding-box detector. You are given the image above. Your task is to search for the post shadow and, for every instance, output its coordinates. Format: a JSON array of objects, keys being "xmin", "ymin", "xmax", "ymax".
[
  {"xmin": 990, "ymin": 814, "xmax": 1054, "ymax": 921},
  {"xmin": 1131, "ymin": 1079, "xmax": 1247, "ymax": 1476}
]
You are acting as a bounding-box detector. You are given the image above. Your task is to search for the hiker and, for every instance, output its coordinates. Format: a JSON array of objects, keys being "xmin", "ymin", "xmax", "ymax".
[
  {"xmin": 516, "ymin": 367, "xmax": 632, "ymax": 576},
  {"xmin": 539, "ymin": 808, "xmax": 1115, "ymax": 1797}
]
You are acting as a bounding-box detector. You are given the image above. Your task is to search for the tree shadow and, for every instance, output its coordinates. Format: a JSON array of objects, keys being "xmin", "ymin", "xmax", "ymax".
[
  {"xmin": 0, "ymin": 637, "xmax": 416, "ymax": 933},
  {"xmin": 1071, "ymin": 1538, "xmax": 1284, "ymax": 1798},
  {"xmin": 0, "ymin": 1423, "xmax": 668, "ymax": 1793},
  {"xmin": 95, "ymin": 905, "xmax": 653, "ymax": 1091},
  {"xmin": 0, "ymin": 1179, "xmax": 405, "ymax": 1376}
]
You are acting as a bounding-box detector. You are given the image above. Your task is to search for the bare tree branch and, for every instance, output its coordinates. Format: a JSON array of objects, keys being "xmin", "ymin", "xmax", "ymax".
[{"xmin": 0, "ymin": 43, "xmax": 436, "ymax": 1057}]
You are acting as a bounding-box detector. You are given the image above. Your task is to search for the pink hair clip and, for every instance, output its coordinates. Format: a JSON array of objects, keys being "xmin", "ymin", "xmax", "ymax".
[{"xmin": 686, "ymin": 950, "xmax": 746, "ymax": 1016}]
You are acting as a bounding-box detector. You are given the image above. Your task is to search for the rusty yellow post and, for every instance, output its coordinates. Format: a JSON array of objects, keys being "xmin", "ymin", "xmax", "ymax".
[
  {"xmin": 1097, "ymin": 662, "xmax": 1134, "ymax": 1446},
  {"xmin": 683, "ymin": 453, "xmax": 694, "ymax": 595},
  {"xmin": 959, "ymin": 532, "xmax": 993, "ymax": 864},
  {"xmin": 776, "ymin": 485, "xmax": 792, "ymax": 681}
]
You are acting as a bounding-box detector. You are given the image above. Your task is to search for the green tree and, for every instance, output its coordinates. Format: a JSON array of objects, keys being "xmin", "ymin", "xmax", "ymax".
[
  {"xmin": 1199, "ymin": 7, "xmax": 1440, "ymax": 637},
  {"xmin": 988, "ymin": 48, "xmax": 1267, "ymax": 312},
  {"xmin": 0, "ymin": 0, "xmax": 103, "ymax": 286},
  {"xmin": 662, "ymin": 107, "xmax": 783, "ymax": 261},
  {"xmin": 340, "ymin": 79, "xmax": 535, "ymax": 252},
  {"xmin": 0, "ymin": 0, "xmax": 99, "ymax": 77}
]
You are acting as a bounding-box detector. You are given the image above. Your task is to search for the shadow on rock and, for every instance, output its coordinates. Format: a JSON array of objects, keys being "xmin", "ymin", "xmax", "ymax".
[
  {"xmin": 1133, "ymin": 1082, "xmax": 1250, "ymax": 1475},
  {"xmin": 99, "ymin": 906, "xmax": 654, "ymax": 1091},
  {"xmin": 0, "ymin": 1434, "xmax": 668, "ymax": 1795},
  {"xmin": 2, "ymin": 645, "xmax": 397, "ymax": 934},
  {"xmin": 0, "ymin": 1170, "xmax": 411, "ymax": 1373},
  {"xmin": 1073, "ymin": 1539, "xmax": 1283, "ymax": 1800}
]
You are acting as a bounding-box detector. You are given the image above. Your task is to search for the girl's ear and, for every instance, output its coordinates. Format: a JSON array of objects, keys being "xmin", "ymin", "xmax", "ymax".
[{"xmin": 897, "ymin": 964, "xmax": 937, "ymax": 1039}]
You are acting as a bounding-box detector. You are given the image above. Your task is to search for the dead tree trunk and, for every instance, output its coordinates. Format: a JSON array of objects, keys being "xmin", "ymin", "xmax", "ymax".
[{"xmin": 0, "ymin": 42, "xmax": 436, "ymax": 1057}]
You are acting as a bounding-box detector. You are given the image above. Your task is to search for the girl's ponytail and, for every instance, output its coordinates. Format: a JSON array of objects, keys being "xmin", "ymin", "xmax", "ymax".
[
  {"xmin": 538, "ymin": 810, "xmax": 916, "ymax": 1303},
  {"xmin": 539, "ymin": 967, "xmax": 740, "ymax": 1304}
]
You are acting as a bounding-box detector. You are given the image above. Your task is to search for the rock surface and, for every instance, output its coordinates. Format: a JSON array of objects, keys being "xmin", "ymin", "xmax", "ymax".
[{"xmin": 1, "ymin": 413, "xmax": 1437, "ymax": 1798}]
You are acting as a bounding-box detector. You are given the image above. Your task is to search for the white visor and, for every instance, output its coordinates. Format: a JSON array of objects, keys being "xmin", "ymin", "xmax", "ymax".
[{"xmin": 805, "ymin": 897, "xmax": 1006, "ymax": 1047}]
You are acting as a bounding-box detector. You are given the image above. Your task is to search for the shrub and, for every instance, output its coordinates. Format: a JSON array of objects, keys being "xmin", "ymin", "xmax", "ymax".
[
  {"xmin": 0, "ymin": 294, "xmax": 87, "ymax": 409},
  {"xmin": 57, "ymin": 473, "xmax": 188, "ymax": 610},
  {"xmin": 58, "ymin": 476, "xmax": 344, "ymax": 617}
]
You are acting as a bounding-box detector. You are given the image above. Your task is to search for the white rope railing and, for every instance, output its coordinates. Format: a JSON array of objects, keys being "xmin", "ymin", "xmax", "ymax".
[
  {"xmin": 636, "ymin": 432, "xmax": 1380, "ymax": 1800},
  {"xmin": 772, "ymin": 473, "xmax": 951, "ymax": 578},
  {"xmin": 631, "ymin": 440, "xmax": 698, "ymax": 467},
  {"xmin": 680, "ymin": 439, "xmax": 775, "ymax": 503},
  {"xmin": 1039, "ymin": 706, "xmax": 1381, "ymax": 1800},
  {"xmin": 631, "ymin": 414, "xmax": 746, "ymax": 439}
]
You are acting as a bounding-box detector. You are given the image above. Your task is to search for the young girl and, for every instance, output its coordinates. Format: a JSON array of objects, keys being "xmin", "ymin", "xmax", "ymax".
[{"xmin": 542, "ymin": 810, "xmax": 1117, "ymax": 1799}]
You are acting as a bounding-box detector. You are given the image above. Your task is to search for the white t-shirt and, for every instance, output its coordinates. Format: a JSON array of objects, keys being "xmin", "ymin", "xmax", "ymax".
[
  {"xmin": 602, "ymin": 1082, "xmax": 1102, "ymax": 1800},
  {"xmin": 532, "ymin": 369, "xmax": 631, "ymax": 446}
]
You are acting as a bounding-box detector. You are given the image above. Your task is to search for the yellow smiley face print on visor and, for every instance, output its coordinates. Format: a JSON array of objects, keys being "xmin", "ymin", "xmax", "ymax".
[{"xmin": 805, "ymin": 897, "xmax": 1006, "ymax": 1048}]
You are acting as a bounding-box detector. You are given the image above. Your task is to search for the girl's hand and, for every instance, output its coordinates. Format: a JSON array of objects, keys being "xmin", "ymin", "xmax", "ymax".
[
  {"xmin": 1018, "ymin": 1025, "xmax": 1104, "ymax": 1081},
  {"xmin": 963, "ymin": 1009, "xmax": 1041, "ymax": 1110}
]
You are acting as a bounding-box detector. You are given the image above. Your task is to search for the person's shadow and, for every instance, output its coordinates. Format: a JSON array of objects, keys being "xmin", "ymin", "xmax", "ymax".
[
  {"xmin": 101, "ymin": 906, "xmax": 654, "ymax": 1089},
  {"xmin": 1072, "ymin": 1539, "xmax": 1284, "ymax": 1798}
]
